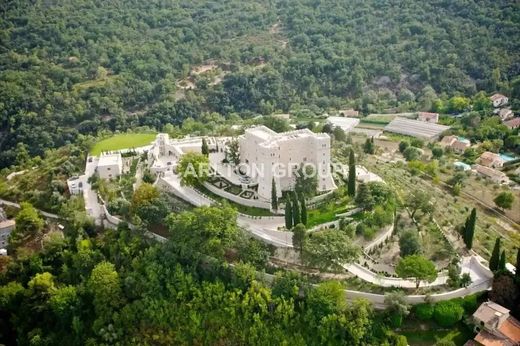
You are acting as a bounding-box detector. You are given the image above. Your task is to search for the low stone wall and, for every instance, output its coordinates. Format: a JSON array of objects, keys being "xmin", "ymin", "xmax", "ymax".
[
  {"xmin": 364, "ymin": 223, "xmax": 394, "ymax": 252},
  {"xmin": 203, "ymin": 182, "xmax": 271, "ymax": 209}
]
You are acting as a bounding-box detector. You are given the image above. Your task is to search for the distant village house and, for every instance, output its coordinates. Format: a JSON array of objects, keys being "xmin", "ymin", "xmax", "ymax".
[
  {"xmin": 490, "ymin": 93, "xmax": 509, "ymax": 108},
  {"xmin": 439, "ymin": 135, "xmax": 471, "ymax": 153},
  {"xmin": 417, "ymin": 112, "xmax": 439, "ymax": 123},
  {"xmin": 473, "ymin": 164, "xmax": 510, "ymax": 184},
  {"xmin": 497, "ymin": 108, "xmax": 514, "ymax": 121},
  {"xmin": 0, "ymin": 207, "xmax": 15, "ymax": 250},
  {"xmin": 478, "ymin": 152, "xmax": 504, "ymax": 169},
  {"xmin": 338, "ymin": 109, "xmax": 360, "ymax": 117},
  {"xmin": 503, "ymin": 117, "xmax": 520, "ymax": 130}
]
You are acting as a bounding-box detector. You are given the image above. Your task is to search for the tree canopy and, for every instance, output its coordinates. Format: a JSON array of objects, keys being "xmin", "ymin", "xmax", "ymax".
[
  {"xmin": 396, "ymin": 255, "xmax": 438, "ymax": 288},
  {"xmin": 1, "ymin": 0, "xmax": 519, "ymax": 168}
]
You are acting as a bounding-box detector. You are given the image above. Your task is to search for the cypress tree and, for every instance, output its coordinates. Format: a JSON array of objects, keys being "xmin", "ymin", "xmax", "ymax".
[
  {"xmin": 271, "ymin": 178, "xmax": 278, "ymax": 211},
  {"xmin": 489, "ymin": 237, "xmax": 501, "ymax": 271},
  {"xmin": 499, "ymin": 250, "xmax": 506, "ymax": 271},
  {"xmin": 464, "ymin": 208, "xmax": 476, "ymax": 249},
  {"xmin": 299, "ymin": 193, "xmax": 307, "ymax": 226},
  {"xmin": 292, "ymin": 191, "xmax": 301, "ymax": 226},
  {"xmin": 347, "ymin": 149, "xmax": 356, "ymax": 196},
  {"xmin": 284, "ymin": 195, "xmax": 292, "ymax": 230},
  {"xmin": 201, "ymin": 138, "xmax": 209, "ymax": 156}
]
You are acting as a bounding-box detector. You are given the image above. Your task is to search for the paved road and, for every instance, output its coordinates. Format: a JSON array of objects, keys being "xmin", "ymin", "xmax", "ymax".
[
  {"xmin": 0, "ymin": 198, "xmax": 59, "ymax": 219},
  {"xmin": 83, "ymin": 157, "xmax": 103, "ymax": 225},
  {"xmin": 158, "ymin": 173, "xmax": 292, "ymax": 247}
]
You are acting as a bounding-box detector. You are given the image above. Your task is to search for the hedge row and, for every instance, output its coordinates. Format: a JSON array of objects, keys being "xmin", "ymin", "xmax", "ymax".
[{"xmin": 412, "ymin": 294, "xmax": 479, "ymax": 327}]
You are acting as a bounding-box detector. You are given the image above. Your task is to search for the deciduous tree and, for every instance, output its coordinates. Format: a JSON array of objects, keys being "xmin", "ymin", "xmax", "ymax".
[
  {"xmin": 303, "ymin": 231, "xmax": 360, "ymax": 272},
  {"xmin": 396, "ymin": 255, "xmax": 437, "ymax": 288},
  {"xmin": 494, "ymin": 191, "xmax": 514, "ymax": 211},
  {"xmin": 177, "ymin": 152, "xmax": 210, "ymax": 186}
]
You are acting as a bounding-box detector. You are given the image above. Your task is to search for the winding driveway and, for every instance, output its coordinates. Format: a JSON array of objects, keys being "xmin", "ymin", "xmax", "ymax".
[{"xmin": 157, "ymin": 173, "xmax": 291, "ymax": 247}]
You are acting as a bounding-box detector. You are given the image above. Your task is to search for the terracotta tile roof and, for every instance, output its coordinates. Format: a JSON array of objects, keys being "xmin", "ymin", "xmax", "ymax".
[
  {"xmin": 473, "ymin": 164, "xmax": 508, "ymax": 181},
  {"xmin": 490, "ymin": 93, "xmax": 507, "ymax": 101},
  {"xmin": 498, "ymin": 318, "xmax": 520, "ymax": 344},
  {"xmin": 504, "ymin": 117, "xmax": 520, "ymax": 129},
  {"xmin": 440, "ymin": 135, "xmax": 456, "ymax": 146},
  {"xmin": 479, "ymin": 152, "xmax": 503, "ymax": 167},
  {"xmin": 475, "ymin": 330, "xmax": 514, "ymax": 346}
]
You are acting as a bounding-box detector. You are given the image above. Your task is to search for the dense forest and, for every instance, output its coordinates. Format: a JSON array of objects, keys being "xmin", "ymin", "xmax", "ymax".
[
  {"xmin": 1, "ymin": 0, "xmax": 519, "ymax": 168},
  {"xmin": 0, "ymin": 203, "xmax": 408, "ymax": 345}
]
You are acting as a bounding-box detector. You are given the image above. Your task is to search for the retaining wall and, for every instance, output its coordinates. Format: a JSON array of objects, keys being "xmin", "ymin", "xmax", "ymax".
[{"xmin": 203, "ymin": 182, "xmax": 272, "ymax": 209}]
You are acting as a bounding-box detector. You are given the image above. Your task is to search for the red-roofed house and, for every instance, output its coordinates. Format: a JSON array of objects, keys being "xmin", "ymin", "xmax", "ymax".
[
  {"xmin": 417, "ymin": 112, "xmax": 439, "ymax": 123},
  {"xmin": 498, "ymin": 108, "xmax": 514, "ymax": 121},
  {"xmin": 338, "ymin": 109, "xmax": 360, "ymax": 117},
  {"xmin": 473, "ymin": 164, "xmax": 510, "ymax": 184},
  {"xmin": 504, "ymin": 117, "xmax": 520, "ymax": 130},
  {"xmin": 465, "ymin": 301, "xmax": 520, "ymax": 346},
  {"xmin": 490, "ymin": 94, "xmax": 509, "ymax": 108},
  {"xmin": 439, "ymin": 135, "xmax": 471, "ymax": 153}
]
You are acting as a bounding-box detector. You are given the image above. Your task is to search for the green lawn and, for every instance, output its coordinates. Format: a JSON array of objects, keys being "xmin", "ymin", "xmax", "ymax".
[
  {"xmin": 90, "ymin": 133, "xmax": 157, "ymax": 156},
  {"xmin": 307, "ymin": 198, "xmax": 351, "ymax": 228},
  {"xmin": 399, "ymin": 322, "xmax": 474, "ymax": 346}
]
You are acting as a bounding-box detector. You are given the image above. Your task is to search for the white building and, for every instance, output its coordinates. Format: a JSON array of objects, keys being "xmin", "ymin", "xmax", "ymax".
[
  {"xmin": 97, "ymin": 153, "xmax": 123, "ymax": 179},
  {"xmin": 238, "ymin": 126, "xmax": 336, "ymax": 200},
  {"xmin": 67, "ymin": 176, "xmax": 85, "ymax": 195},
  {"xmin": 0, "ymin": 207, "xmax": 15, "ymax": 249},
  {"xmin": 417, "ymin": 112, "xmax": 439, "ymax": 123},
  {"xmin": 148, "ymin": 134, "xmax": 218, "ymax": 174},
  {"xmin": 326, "ymin": 116, "xmax": 360, "ymax": 132}
]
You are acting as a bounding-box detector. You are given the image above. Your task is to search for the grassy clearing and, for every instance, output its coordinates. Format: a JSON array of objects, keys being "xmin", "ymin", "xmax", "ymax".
[
  {"xmin": 399, "ymin": 321, "xmax": 474, "ymax": 346},
  {"xmin": 90, "ymin": 133, "xmax": 156, "ymax": 156},
  {"xmin": 362, "ymin": 157, "xmax": 520, "ymax": 261},
  {"xmin": 307, "ymin": 197, "xmax": 351, "ymax": 228}
]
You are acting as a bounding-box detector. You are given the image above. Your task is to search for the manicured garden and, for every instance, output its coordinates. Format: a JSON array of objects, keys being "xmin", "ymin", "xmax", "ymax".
[
  {"xmin": 197, "ymin": 184, "xmax": 274, "ymax": 217},
  {"xmin": 90, "ymin": 133, "xmax": 157, "ymax": 156},
  {"xmin": 400, "ymin": 323, "xmax": 473, "ymax": 346},
  {"xmin": 397, "ymin": 294, "xmax": 480, "ymax": 345}
]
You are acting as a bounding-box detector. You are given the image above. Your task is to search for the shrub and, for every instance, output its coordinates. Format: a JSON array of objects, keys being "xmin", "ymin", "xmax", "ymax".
[
  {"xmin": 462, "ymin": 294, "xmax": 479, "ymax": 314},
  {"xmin": 389, "ymin": 312, "xmax": 403, "ymax": 328},
  {"xmin": 433, "ymin": 300, "xmax": 464, "ymax": 327},
  {"xmin": 414, "ymin": 303, "xmax": 434, "ymax": 320}
]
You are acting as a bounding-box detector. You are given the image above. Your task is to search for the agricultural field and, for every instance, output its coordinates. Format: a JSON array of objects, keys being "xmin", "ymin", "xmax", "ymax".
[
  {"xmin": 90, "ymin": 133, "xmax": 157, "ymax": 156},
  {"xmin": 363, "ymin": 156, "xmax": 520, "ymax": 262}
]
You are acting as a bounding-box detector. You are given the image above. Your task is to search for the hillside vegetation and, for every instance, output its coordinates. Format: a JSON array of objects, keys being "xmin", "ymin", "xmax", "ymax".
[{"xmin": 1, "ymin": 0, "xmax": 519, "ymax": 169}]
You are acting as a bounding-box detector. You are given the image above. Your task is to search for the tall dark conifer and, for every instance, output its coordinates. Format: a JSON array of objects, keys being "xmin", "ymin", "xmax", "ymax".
[
  {"xmin": 271, "ymin": 178, "xmax": 278, "ymax": 211},
  {"xmin": 489, "ymin": 237, "xmax": 501, "ymax": 271},
  {"xmin": 499, "ymin": 250, "xmax": 506, "ymax": 271},
  {"xmin": 463, "ymin": 208, "xmax": 476, "ymax": 249},
  {"xmin": 347, "ymin": 149, "xmax": 356, "ymax": 196},
  {"xmin": 292, "ymin": 191, "xmax": 301, "ymax": 225},
  {"xmin": 299, "ymin": 193, "xmax": 307, "ymax": 226},
  {"xmin": 285, "ymin": 195, "xmax": 292, "ymax": 229},
  {"xmin": 201, "ymin": 138, "xmax": 209, "ymax": 156}
]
